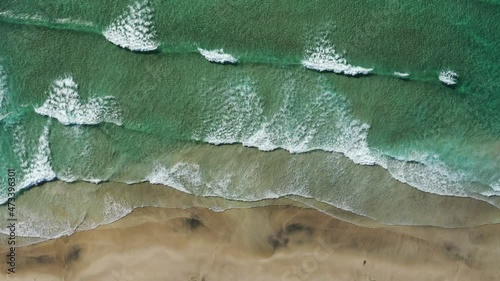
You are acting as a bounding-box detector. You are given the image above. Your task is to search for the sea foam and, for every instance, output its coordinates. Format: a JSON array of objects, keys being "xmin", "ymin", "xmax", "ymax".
[
  {"xmin": 102, "ymin": 194, "xmax": 133, "ymax": 225},
  {"xmin": 194, "ymin": 79, "xmax": 264, "ymax": 145},
  {"xmin": 382, "ymin": 155, "xmax": 470, "ymax": 197},
  {"xmin": 302, "ymin": 37, "xmax": 373, "ymax": 76},
  {"xmin": 198, "ymin": 48, "xmax": 238, "ymax": 64},
  {"xmin": 0, "ymin": 64, "xmax": 7, "ymax": 110},
  {"xmin": 146, "ymin": 163, "xmax": 199, "ymax": 194},
  {"xmin": 194, "ymin": 79, "xmax": 377, "ymax": 165},
  {"xmin": 35, "ymin": 76, "xmax": 123, "ymax": 125},
  {"xmin": 103, "ymin": 0, "xmax": 158, "ymax": 52},
  {"xmin": 192, "ymin": 78, "xmax": 497, "ymax": 200},
  {"xmin": 3, "ymin": 217, "xmax": 76, "ymax": 240},
  {"xmin": 16, "ymin": 126, "xmax": 56, "ymax": 190},
  {"xmin": 146, "ymin": 163, "xmax": 231, "ymax": 197},
  {"xmin": 439, "ymin": 70, "xmax": 458, "ymax": 85},
  {"xmin": 0, "ymin": 10, "xmax": 95, "ymax": 28},
  {"xmin": 394, "ymin": 71, "xmax": 410, "ymax": 78}
]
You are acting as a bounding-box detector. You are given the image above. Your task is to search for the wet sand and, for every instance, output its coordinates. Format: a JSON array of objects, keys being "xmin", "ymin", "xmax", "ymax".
[{"xmin": 1, "ymin": 204, "xmax": 500, "ymax": 281}]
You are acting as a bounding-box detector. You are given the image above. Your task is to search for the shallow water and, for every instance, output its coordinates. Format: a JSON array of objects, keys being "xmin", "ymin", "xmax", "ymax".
[{"xmin": 0, "ymin": 0, "xmax": 499, "ymax": 233}]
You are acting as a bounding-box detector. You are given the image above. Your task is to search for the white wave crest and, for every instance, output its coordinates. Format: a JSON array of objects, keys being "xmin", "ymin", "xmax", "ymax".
[
  {"xmin": 439, "ymin": 70, "xmax": 458, "ymax": 85},
  {"xmin": 194, "ymin": 79, "xmax": 377, "ymax": 165},
  {"xmin": 0, "ymin": 64, "xmax": 7, "ymax": 109},
  {"xmin": 394, "ymin": 71, "xmax": 410, "ymax": 78},
  {"xmin": 246, "ymin": 90, "xmax": 375, "ymax": 165},
  {"xmin": 0, "ymin": 64, "xmax": 10, "ymax": 119},
  {"xmin": 103, "ymin": 0, "xmax": 158, "ymax": 52},
  {"xmin": 0, "ymin": 65, "xmax": 8, "ymax": 111},
  {"xmin": 302, "ymin": 37, "xmax": 373, "ymax": 76},
  {"xmin": 35, "ymin": 76, "xmax": 123, "ymax": 125},
  {"xmin": 18, "ymin": 126, "xmax": 56, "ymax": 190},
  {"xmin": 198, "ymin": 48, "xmax": 238, "ymax": 64}
]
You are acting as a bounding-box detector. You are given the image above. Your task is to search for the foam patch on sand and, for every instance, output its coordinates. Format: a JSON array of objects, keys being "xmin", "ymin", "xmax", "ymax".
[
  {"xmin": 103, "ymin": 0, "xmax": 158, "ymax": 52},
  {"xmin": 198, "ymin": 48, "xmax": 238, "ymax": 64},
  {"xmin": 439, "ymin": 70, "xmax": 458, "ymax": 85},
  {"xmin": 35, "ymin": 76, "xmax": 123, "ymax": 125},
  {"xmin": 302, "ymin": 36, "xmax": 373, "ymax": 76}
]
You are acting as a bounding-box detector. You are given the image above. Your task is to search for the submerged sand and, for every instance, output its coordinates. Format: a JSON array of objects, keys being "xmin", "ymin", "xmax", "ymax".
[{"xmin": 1, "ymin": 204, "xmax": 500, "ymax": 281}]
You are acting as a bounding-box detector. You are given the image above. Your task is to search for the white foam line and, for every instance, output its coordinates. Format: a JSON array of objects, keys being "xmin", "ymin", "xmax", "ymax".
[
  {"xmin": 198, "ymin": 48, "xmax": 238, "ymax": 64},
  {"xmin": 0, "ymin": 10, "xmax": 43, "ymax": 21},
  {"xmin": 394, "ymin": 71, "xmax": 410, "ymax": 78},
  {"xmin": 0, "ymin": 10, "xmax": 96, "ymax": 28},
  {"xmin": 0, "ymin": 65, "xmax": 6, "ymax": 109}
]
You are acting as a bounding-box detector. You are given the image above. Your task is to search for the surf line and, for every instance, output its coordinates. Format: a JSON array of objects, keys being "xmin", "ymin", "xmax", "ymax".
[{"xmin": 6, "ymin": 168, "xmax": 17, "ymax": 275}]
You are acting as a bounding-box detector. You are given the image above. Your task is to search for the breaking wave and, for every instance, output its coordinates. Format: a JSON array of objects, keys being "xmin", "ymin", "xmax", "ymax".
[
  {"xmin": 193, "ymin": 78, "xmax": 376, "ymax": 164},
  {"xmin": 192, "ymin": 78, "xmax": 498, "ymax": 199},
  {"xmin": 198, "ymin": 48, "xmax": 238, "ymax": 64},
  {"xmin": 103, "ymin": 0, "xmax": 158, "ymax": 52},
  {"xmin": 0, "ymin": 124, "xmax": 57, "ymax": 204},
  {"xmin": 439, "ymin": 69, "xmax": 458, "ymax": 85},
  {"xmin": 35, "ymin": 76, "xmax": 123, "ymax": 126},
  {"xmin": 302, "ymin": 36, "xmax": 373, "ymax": 76}
]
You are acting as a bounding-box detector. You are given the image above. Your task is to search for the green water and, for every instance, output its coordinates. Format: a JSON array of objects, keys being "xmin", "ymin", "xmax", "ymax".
[{"xmin": 0, "ymin": 0, "xmax": 499, "ymax": 229}]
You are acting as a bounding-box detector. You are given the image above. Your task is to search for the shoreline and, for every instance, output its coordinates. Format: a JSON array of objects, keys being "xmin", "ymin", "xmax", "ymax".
[
  {"xmin": 2, "ymin": 180, "xmax": 500, "ymax": 248},
  {"xmin": 1, "ymin": 205, "xmax": 500, "ymax": 280}
]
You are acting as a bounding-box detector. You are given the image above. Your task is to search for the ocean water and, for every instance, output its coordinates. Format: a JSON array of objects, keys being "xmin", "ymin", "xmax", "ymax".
[{"xmin": 0, "ymin": 0, "xmax": 499, "ymax": 236}]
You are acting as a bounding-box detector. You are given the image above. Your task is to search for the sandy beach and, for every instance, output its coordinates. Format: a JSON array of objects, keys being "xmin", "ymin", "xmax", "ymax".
[{"xmin": 1, "ymin": 202, "xmax": 500, "ymax": 281}]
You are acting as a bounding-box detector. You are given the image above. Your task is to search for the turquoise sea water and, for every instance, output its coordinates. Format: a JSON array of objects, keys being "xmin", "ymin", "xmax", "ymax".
[{"xmin": 0, "ymin": 0, "xmax": 499, "ymax": 234}]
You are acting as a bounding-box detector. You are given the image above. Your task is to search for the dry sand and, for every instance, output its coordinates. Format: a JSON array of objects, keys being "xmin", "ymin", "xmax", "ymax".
[{"xmin": 1, "ymin": 205, "xmax": 500, "ymax": 281}]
